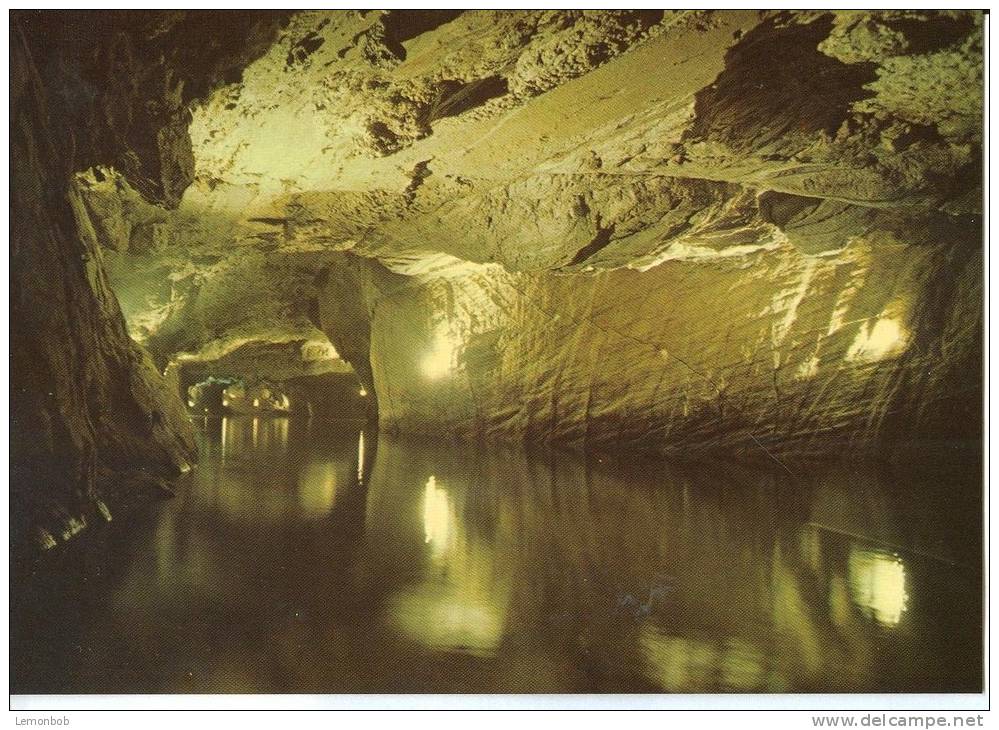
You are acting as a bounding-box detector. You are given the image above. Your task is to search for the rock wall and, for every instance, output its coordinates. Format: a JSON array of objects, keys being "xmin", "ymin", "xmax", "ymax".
[
  {"xmin": 11, "ymin": 28, "xmax": 190, "ymax": 554},
  {"xmin": 352, "ymin": 232, "xmax": 980, "ymax": 459},
  {"xmin": 10, "ymin": 12, "xmax": 287, "ymax": 555},
  {"xmin": 18, "ymin": 9, "xmax": 981, "ymax": 514}
]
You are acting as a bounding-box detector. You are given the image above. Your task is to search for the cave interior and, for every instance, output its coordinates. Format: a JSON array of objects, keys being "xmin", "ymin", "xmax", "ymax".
[{"xmin": 9, "ymin": 9, "xmax": 984, "ymax": 695}]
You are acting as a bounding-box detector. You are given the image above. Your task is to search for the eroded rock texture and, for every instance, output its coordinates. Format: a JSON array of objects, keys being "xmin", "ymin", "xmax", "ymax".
[
  {"xmin": 12, "ymin": 10, "xmax": 983, "ymax": 549},
  {"xmin": 10, "ymin": 11, "xmax": 287, "ymax": 553}
]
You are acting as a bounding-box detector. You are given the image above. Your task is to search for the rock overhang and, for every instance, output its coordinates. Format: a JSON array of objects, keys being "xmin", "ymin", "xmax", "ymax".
[{"xmin": 41, "ymin": 9, "xmax": 986, "ymax": 460}]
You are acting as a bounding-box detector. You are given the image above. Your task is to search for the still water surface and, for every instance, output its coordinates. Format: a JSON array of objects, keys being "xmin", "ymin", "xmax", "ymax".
[{"xmin": 12, "ymin": 416, "xmax": 981, "ymax": 693}]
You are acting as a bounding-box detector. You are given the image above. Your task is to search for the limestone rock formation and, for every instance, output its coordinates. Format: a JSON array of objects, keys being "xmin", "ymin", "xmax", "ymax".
[
  {"xmin": 113, "ymin": 10, "xmax": 982, "ymax": 450},
  {"xmin": 10, "ymin": 11, "xmax": 288, "ymax": 554},
  {"xmin": 10, "ymin": 10, "xmax": 983, "ymax": 551}
]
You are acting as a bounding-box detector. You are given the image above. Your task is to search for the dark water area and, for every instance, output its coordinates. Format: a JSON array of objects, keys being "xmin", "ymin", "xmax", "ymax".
[{"xmin": 11, "ymin": 416, "xmax": 982, "ymax": 694}]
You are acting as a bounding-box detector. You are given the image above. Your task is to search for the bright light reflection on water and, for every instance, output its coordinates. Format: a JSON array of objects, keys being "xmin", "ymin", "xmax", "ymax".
[
  {"xmin": 297, "ymin": 461, "xmax": 337, "ymax": 516},
  {"xmin": 423, "ymin": 475, "xmax": 452, "ymax": 550},
  {"xmin": 10, "ymin": 418, "xmax": 982, "ymax": 694}
]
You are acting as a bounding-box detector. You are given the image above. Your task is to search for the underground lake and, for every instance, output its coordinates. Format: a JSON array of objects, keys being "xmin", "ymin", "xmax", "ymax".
[{"xmin": 11, "ymin": 416, "xmax": 982, "ymax": 694}]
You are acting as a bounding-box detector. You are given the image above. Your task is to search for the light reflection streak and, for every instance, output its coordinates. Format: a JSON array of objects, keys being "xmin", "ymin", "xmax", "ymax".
[
  {"xmin": 221, "ymin": 416, "xmax": 228, "ymax": 465},
  {"xmin": 387, "ymin": 588, "xmax": 505, "ymax": 657},
  {"xmin": 379, "ymin": 470, "xmax": 510, "ymax": 656},
  {"xmin": 275, "ymin": 417, "xmax": 288, "ymax": 452},
  {"xmin": 423, "ymin": 475, "xmax": 452, "ymax": 553},
  {"xmin": 357, "ymin": 431, "xmax": 365, "ymax": 481},
  {"xmin": 297, "ymin": 462, "xmax": 337, "ymax": 516}
]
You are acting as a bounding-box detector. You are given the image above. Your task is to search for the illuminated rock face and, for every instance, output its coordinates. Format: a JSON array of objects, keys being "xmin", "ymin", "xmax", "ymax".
[
  {"xmin": 97, "ymin": 10, "xmax": 984, "ymax": 457},
  {"xmin": 10, "ymin": 10, "xmax": 983, "ymax": 550},
  {"xmin": 358, "ymin": 239, "xmax": 980, "ymax": 456}
]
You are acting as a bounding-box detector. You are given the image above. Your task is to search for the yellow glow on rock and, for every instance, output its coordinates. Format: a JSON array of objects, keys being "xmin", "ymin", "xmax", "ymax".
[
  {"xmin": 847, "ymin": 547, "xmax": 909, "ymax": 627},
  {"xmin": 421, "ymin": 328, "xmax": 460, "ymax": 379},
  {"xmin": 846, "ymin": 317, "xmax": 909, "ymax": 363}
]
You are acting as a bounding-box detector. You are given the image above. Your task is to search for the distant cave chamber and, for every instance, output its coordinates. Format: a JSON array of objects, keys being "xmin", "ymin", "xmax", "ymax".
[{"xmin": 171, "ymin": 339, "xmax": 371, "ymax": 420}]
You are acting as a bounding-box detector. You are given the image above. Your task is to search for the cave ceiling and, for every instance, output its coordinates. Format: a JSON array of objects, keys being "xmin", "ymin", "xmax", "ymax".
[{"xmin": 70, "ymin": 9, "xmax": 982, "ymax": 368}]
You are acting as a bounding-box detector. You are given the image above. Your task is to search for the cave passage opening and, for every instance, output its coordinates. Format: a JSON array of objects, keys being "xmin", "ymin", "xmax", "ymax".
[{"xmin": 168, "ymin": 336, "xmax": 373, "ymax": 422}]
